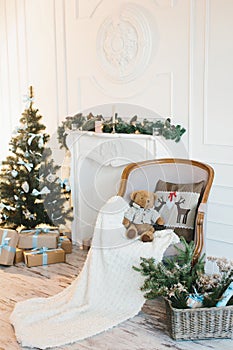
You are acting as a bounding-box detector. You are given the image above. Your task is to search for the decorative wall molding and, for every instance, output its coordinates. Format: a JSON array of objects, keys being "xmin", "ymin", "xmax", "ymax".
[
  {"xmin": 203, "ymin": 0, "xmax": 233, "ymax": 147},
  {"xmin": 96, "ymin": 3, "xmax": 152, "ymax": 83}
]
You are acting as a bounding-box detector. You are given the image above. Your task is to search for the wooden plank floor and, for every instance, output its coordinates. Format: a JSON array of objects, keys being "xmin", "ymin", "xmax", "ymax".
[{"xmin": 0, "ymin": 246, "xmax": 232, "ymax": 350}]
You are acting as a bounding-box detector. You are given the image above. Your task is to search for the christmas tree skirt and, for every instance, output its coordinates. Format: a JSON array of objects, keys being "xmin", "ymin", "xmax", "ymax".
[{"xmin": 10, "ymin": 196, "xmax": 179, "ymax": 349}]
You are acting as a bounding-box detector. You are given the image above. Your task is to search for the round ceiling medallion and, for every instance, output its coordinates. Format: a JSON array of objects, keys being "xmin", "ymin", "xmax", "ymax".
[{"xmin": 96, "ymin": 4, "xmax": 152, "ymax": 83}]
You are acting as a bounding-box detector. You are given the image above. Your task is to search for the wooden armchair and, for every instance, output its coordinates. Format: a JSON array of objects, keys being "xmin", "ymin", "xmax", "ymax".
[{"xmin": 117, "ymin": 158, "xmax": 214, "ymax": 263}]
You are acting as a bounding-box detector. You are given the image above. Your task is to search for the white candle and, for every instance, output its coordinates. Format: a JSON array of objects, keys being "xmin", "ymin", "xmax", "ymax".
[{"xmin": 112, "ymin": 105, "xmax": 116, "ymax": 124}]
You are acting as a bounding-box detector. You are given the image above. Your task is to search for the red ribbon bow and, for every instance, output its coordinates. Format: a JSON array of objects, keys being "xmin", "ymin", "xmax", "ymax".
[{"xmin": 168, "ymin": 191, "xmax": 177, "ymax": 201}]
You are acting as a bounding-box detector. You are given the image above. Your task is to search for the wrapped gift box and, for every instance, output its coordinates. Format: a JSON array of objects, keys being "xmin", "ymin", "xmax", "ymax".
[
  {"xmin": 60, "ymin": 230, "xmax": 72, "ymax": 241},
  {"xmin": 0, "ymin": 228, "xmax": 18, "ymax": 265},
  {"xmin": 24, "ymin": 247, "xmax": 65, "ymax": 267},
  {"xmin": 58, "ymin": 235, "xmax": 72, "ymax": 254},
  {"xmin": 18, "ymin": 228, "xmax": 59, "ymax": 249},
  {"xmin": 14, "ymin": 248, "xmax": 24, "ymax": 264}
]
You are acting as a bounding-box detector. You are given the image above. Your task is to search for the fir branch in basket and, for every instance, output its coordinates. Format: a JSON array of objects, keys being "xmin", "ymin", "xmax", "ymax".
[
  {"xmin": 133, "ymin": 237, "xmax": 233, "ymax": 309},
  {"xmin": 57, "ymin": 113, "xmax": 186, "ymax": 149}
]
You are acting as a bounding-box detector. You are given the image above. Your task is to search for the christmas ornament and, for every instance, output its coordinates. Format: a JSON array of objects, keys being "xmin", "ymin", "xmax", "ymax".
[
  {"xmin": 46, "ymin": 173, "xmax": 56, "ymax": 183},
  {"xmin": 11, "ymin": 170, "xmax": 18, "ymax": 177},
  {"xmin": 21, "ymin": 181, "xmax": 29, "ymax": 193}
]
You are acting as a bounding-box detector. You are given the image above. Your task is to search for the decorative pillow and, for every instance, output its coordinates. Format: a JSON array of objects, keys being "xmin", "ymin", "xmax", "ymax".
[{"xmin": 154, "ymin": 180, "xmax": 205, "ymax": 242}]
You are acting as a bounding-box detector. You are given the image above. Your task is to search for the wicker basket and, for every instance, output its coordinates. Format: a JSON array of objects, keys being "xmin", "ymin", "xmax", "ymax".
[{"xmin": 165, "ymin": 299, "xmax": 233, "ymax": 340}]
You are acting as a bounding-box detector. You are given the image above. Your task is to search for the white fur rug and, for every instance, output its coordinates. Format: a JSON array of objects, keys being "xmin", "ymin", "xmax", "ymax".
[{"xmin": 10, "ymin": 196, "xmax": 179, "ymax": 349}]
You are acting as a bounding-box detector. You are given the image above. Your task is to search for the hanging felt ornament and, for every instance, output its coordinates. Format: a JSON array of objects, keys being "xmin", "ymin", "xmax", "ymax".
[
  {"xmin": 11, "ymin": 170, "xmax": 18, "ymax": 178},
  {"xmin": 21, "ymin": 181, "xmax": 29, "ymax": 193},
  {"xmin": 46, "ymin": 173, "xmax": 56, "ymax": 183}
]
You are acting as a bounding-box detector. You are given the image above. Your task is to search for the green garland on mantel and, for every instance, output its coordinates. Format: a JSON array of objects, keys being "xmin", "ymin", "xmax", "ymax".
[{"xmin": 57, "ymin": 113, "xmax": 186, "ymax": 150}]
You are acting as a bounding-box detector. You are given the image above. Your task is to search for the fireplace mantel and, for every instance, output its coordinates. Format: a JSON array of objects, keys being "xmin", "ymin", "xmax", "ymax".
[{"xmin": 66, "ymin": 131, "xmax": 157, "ymax": 243}]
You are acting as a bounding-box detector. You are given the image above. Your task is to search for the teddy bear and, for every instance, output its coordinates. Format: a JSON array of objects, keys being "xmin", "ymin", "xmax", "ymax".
[{"xmin": 122, "ymin": 190, "xmax": 165, "ymax": 242}]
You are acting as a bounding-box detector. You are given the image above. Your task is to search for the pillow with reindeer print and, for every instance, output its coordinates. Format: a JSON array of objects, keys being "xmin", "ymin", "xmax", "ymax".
[{"xmin": 154, "ymin": 180, "xmax": 205, "ymax": 242}]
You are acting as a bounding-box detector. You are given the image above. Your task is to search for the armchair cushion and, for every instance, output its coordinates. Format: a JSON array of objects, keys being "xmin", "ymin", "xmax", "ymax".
[
  {"xmin": 155, "ymin": 179, "xmax": 205, "ymax": 193},
  {"xmin": 155, "ymin": 179, "xmax": 205, "ymax": 242}
]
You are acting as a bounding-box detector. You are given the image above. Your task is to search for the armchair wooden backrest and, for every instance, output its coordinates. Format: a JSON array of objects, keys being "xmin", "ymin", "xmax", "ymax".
[{"xmin": 117, "ymin": 158, "xmax": 214, "ymax": 263}]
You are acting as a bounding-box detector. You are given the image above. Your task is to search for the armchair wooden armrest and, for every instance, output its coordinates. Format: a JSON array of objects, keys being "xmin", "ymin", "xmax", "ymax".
[{"xmin": 193, "ymin": 203, "xmax": 207, "ymax": 264}]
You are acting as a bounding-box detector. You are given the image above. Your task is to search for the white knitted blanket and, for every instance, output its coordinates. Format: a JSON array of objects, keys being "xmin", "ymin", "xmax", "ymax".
[{"xmin": 10, "ymin": 196, "xmax": 179, "ymax": 349}]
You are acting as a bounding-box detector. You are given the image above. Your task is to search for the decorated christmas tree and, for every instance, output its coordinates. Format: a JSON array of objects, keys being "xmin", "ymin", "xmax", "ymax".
[{"xmin": 0, "ymin": 87, "xmax": 72, "ymax": 229}]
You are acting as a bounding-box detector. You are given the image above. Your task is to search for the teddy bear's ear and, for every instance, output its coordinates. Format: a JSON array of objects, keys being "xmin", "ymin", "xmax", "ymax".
[
  {"xmin": 153, "ymin": 193, "xmax": 158, "ymax": 201},
  {"xmin": 130, "ymin": 191, "xmax": 138, "ymax": 201}
]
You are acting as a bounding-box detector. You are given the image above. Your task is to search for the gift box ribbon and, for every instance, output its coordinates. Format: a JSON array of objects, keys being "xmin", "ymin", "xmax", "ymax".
[
  {"xmin": 187, "ymin": 287, "xmax": 204, "ymax": 308},
  {"xmin": 0, "ymin": 230, "xmax": 16, "ymax": 255},
  {"xmin": 30, "ymin": 247, "xmax": 57, "ymax": 265},
  {"xmin": 21, "ymin": 228, "xmax": 57, "ymax": 248},
  {"xmin": 58, "ymin": 236, "xmax": 68, "ymax": 247}
]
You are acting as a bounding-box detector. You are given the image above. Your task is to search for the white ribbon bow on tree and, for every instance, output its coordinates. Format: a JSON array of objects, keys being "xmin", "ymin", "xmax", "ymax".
[
  {"xmin": 28, "ymin": 133, "xmax": 44, "ymax": 148},
  {"xmin": 0, "ymin": 203, "xmax": 16, "ymax": 211},
  {"xmin": 32, "ymin": 186, "xmax": 50, "ymax": 196},
  {"xmin": 17, "ymin": 160, "xmax": 33, "ymax": 172}
]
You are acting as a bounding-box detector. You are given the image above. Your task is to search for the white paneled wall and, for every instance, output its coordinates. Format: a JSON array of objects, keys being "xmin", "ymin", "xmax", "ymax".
[
  {"xmin": 0, "ymin": 0, "xmax": 232, "ymax": 258},
  {"xmin": 190, "ymin": 0, "xmax": 233, "ymax": 259}
]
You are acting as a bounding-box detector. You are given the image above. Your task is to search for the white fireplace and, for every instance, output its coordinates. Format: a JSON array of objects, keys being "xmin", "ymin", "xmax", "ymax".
[{"xmin": 66, "ymin": 131, "xmax": 158, "ymax": 244}]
